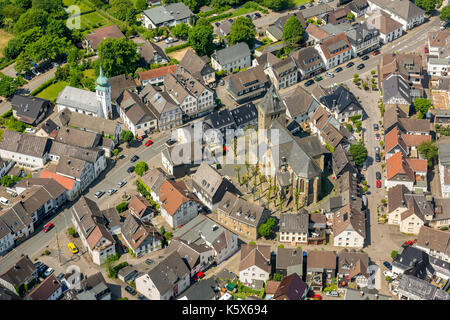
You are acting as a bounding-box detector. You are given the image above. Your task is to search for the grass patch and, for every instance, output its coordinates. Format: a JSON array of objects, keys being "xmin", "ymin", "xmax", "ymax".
[
  {"xmin": 0, "ymin": 129, "xmax": 4, "ymax": 142},
  {"xmin": 81, "ymin": 11, "xmax": 112, "ymax": 30},
  {"xmin": 291, "ymin": 0, "xmax": 309, "ymax": 6},
  {"xmin": 231, "ymin": 2, "xmax": 263, "ymax": 17},
  {"xmin": 63, "ymin": 0, "xmax": 93, "ymax": 12},
  {"xmin": 83, "ymin": 68, "xmax": 96, "ymax": 79},
  {"xmin": 0, "ymin": 29, "xmax": 14, "ymax": 58},
  {"xmin": 36, "ymin": 81, "xmax": 69, "ymax": 102}
]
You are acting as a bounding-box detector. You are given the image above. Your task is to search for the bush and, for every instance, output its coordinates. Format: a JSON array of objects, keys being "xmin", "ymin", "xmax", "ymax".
[
  {"xmin": 391, "ymin": 250, "xmax": 398, "ymax": 259},
  {"xmin": 164, "ymin": 42, "xmax": 190, "ymax": 53},
  {"xmin": 67, "ymin": 227, "xmax": 76, "ymax": 237},
  {"xmin": 440, "ymin": 226, "xmax": 449, "ymax": 231},
  {"xmin": 249, "ymin": 241, "xmax": 256, "ymax": 245},
  {"xmin": 116, "ymin": 202, "xmax": 129, "ymax": 213},
  {"xmin": 30, "ymin": 77, "xmax": 57, "ymax": 96},
  {"xmin": 108, "ymin": 262, "xmax": 129, "ymax": 279},
  {"xmin": 278, "ymin": 244, "xmax": 284, "ymax": 248}
]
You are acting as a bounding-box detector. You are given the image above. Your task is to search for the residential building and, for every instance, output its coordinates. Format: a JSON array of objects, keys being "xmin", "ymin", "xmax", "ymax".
[
  {"xmin": 317, "ymin": 85, "xmax": 364, "ymax": 122},
  {"xmin": 56, "ymin": 66, "xmax": 112, "ymax": 119},
  {"xmin": 230, "ymin": 103, "xmax": 258, "ymax": 130},
  {"xmin": 84, "ymin": 25, "xmax": 125, "ymax": 51},
  {"xmin": 216, "ymin": 192, "xmax": 270, "ymax": 240},
  {"xmin": 386, "ymin": 152, "xmax": 428, "ymax": 192},
  {"xmin": 415, "ymin": 226, "xmax": 450, "ymax": 262},
  {"xmin": 172, "ymin": 214, "xmax": 238, "ymax": 266},
  {"xmin": 192, "ymin": 162, "xmax": 235, "ymax": 210},
  {"xmin": 272, "ymin": 273, "xmax": 308, "ymax": 300},
  {"xmin": 302, "ymin": 3, "xmax": 333, "ymax": 19},
  {"xmin": 75, "ymin": 272, "xmax": 112, "ymax": 300},
  {"xmin": 265, "ymin": 57, "xmax": 299, "ymax": 90},
  {"xmin": 384, "ymin": 126, "xmax": 432, "ymax": 159},
  {"xmin": 308, "ymin": 106, "xmax": 345, "ymax": 150},
  {"xmin": 332, "ymin": 144, "xmax": 356, "ymax": 178},
  {"xmin": 306, "ymin": 250, "xmax": 337, "ymax": 281},
  {"xmin": 344, "ymin": 287, "xmax": 391, "ymax": 300},
  {"xmin": 367, "ymin": 0, "xmax": 425, "ymax": 30},
  {"xmin": 159, "ymin": 179, "xmax": 200, "ymax": 228},
  {"xmin": 108, "ymin": 74, "xmax": 139, "ymax": 107},
  {"xmin": 427, "ymin": 56, "xmax": 450, "ymax": 77},
  {"xmin": 135, "ymin": 251, "xmax": 191, "ymax": 300},
  {"xmin": 117, "ymin": 89, "xmax": 158, "ymax": 137},
  {"xmin": 431, "ymin": 198, "xmax": 450, "ymax": 229},
  {"xmin": 290, "ymin": 47, "xmax": 325, "ymax": 80},
  {"xmin": 305, "ymin": 24, "xmax": 331, "ymax": 45},
  {"xmin": 227, "ymin": 65, "xmax": 270, "ymax": 104},
  {"xmin": 139, "ymin": 167, "xmax": 168, "ymax": 203},
  {"xmin": 129, "ymin": 194, "xmax": 155, "ymax": 222},
  {"xmin": 177, "ymin": 277, "xmax": 218, "ymax": 300},
  {"xmin": 179, "ymin": 48, "xmax": 216, "ymax": 85},
  {"xmin": 315, "ymin": 32, "xmax": 352, "ymax": 69},
  {"xmin": 169, "ymin": 238, "xmax": 214, "ymax": 278},
  {"xmin": 427, "ymin": 30, "xmax": 450, "ymax": 58},
  {"xmin": 138, "ymin": 64, "xmax": 177, "ymax": 86},
  {"xmin": 332, "ymin": 204, "xmax": 366, "ymax": 248},
  {"xmin": 398, "ymin": 274, "xmax": 450, "ymax": 300},
  {"xmin": 142, "ymin": 3, "xmax": 193, "ymax": 29},
  {"xmin": 366, "ymin": 10, "xmax": 403, "ymax": 44},
  {"xmin": 36, "ymin": 119, "xmax": 59, "ymax": 139},
  {"xmin": 214, "ymin": 19, "xmax": 233, "ymax": 42},
  {"xmin": 0, "ymin": 256, "xmax": 37, "ymax": 293},
  {"xmin": 121, "ymin": 214, "xmax": 162, "ymax": 256},
  {"xmin": 392, "ymin": 246, "xmax": 430, "ymax": 277},
  {"xmin": 326, "ymin": 6, "xmax": 351, "ymax": 25},
  {"xmin": 337, "ymin": 250, "xmax": 371, "ymax": 288},
  {"xmin": 211, "ymin": 42, "xmax": 251, "ymax": 73},
  {"xmin": 347, "ymin": 0, "xmax": 370, "ymax": 17},
  {"xmin": 11, "ymin": 95, "xmax": 50, "ymax": 125},
  {"xmin": 283, "ymin": 86, "xmax": 320, "ymax": 125},
  {"xmin": 71, "ymin": 197, "xmax": 116, "ymax": 265},
  {"xmin": 204, "ymin": 109, "xmax": 236, "ymax": 136},
  {"xmin": 343, "ymin": 22, "xmax": 380, "ymax": 57},
  {"xmin": 139, "ymin": 85, "xmax": 183, "ymax": 131},
  {"xmin": 239, "ymin": 244, "xmax": 271, "ymax": 285},
  {"xmin": 276, "ymin": 247, "xmax": 303, "ymax": 277},
  {"xmin": 279, "ymin": 210, "xmax": 309, "ymax": 245},
  {"xmin": 138, "ymin": 40, "xmax": 169, "ymax": 66},
  {"xmin": 26, "ymin": 275, "xmax": 62, "ymax": 300}
]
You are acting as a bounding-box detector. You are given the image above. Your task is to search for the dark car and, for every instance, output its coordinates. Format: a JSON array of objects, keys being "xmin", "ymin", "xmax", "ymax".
[
  {"xmin": 145, "ymin": 259, "xmax": 154, "ymax": 265},
  {"xmin": 127, "ymin": 166, "xmax": 135, "ymax": 174},
  {"xmin": 166, "ymin": 139, "xmax": 177, "ymax": 146},
  {"xmin": 375, "ymin": 154, "xmax": 381, "ymax": 162},
  {"xmin": 376, "ymin": 172, "xmax": 381, "ymax": 180},
  {"xmin": 121, "ymin": 244, "xmax": 128, "ymax": 254},
  {"xmin": 34, "ymin": 261, "xmax": 43, "ymax": 269},
  {"xmin": 304, "ymin": 79, "xmax": 315, "ymax": 87},
  {"xmin": 373, "ymin": 123, "xmax": 379, "ymax": 131},
  {"xmin": 335, "ymin": 67, "xmax": 343, "ymax": 73},
  {"xmin": 38, "ymin": 264, "xmax": 49, "ymax": 276},
  {"xmin": 357, "ymin": 63, "xmax": 365, "ymax": 70},
  {"xmin": 130, "ymin": 155, "xmax": 139, "ymax": 163},
  {"xmin": 57, "ymin": 273, "xmax": 65, "ymax": 281},
  {"xmin": 298, "ymin": 5, "xmax": 306, "ymax": 9},
  {"xmin": 346, "ymin": 62, "xmax": 354, "ymax": 68},
  {"xmin": 361, "ymin": 55, "xmax": 369, "ymax": 61},
  {"xmin": 138, "ymin": 294, "xmax": 148, "ymax": 300},
  {"xmin": 125, "ymin": 286, "xmax": 137, "ymax": 296},
  {"xmin": 383, "ymin": 261, "xmax": 392, "ymax": 270}
]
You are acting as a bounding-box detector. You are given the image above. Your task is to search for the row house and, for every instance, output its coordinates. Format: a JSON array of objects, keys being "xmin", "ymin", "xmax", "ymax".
[
  {"xmin": 427, "ymin": 30, "xmax": 450, "ymax": 58},
  {"xmin": 142, "ymin": 3, "xmax": 193, "ymax": 29},
  {"xmin": 0, "ymin": 203, "xmax": 34, "ymax": 254},
  {"xmin": 367, "ymin": 0, "xmax": 425, "ymax": 31},
  {"xmin": 290, "ymin": 47, "xmax": 325, "ymax": 80},
  {"xmin": 279, "ymin": 210, "xmax": 309, "ymax": 245},
  {"xmin": 121, "ymin": 214, "xmax": 163, "ymax": 257},
  {"xmin": 438, "ymin": 142, "xmax": 450, "ymax": 198},
  {"xmin": 315, "ymin": 32, "xmax": 352, "ymax": 69},
  {"xmin": 384, "ymin": 126, "xmax": 431, "ymax": 159},
  {"xmin": 325, "ymin": 6, "xmax": 351, "ymax": 25},
  {"xmin": 71, "ymin": 197, "xmax": 117, "ymax": 265},
  {"xmin": 211, "ymin": 42, "xmax": 252, "ymax": 73},
  {"xmin": 332, "ymin": 204, "xmax": 366, "ymax": 248},
  {"xmin": 172, "ymin": 214, "xmax": 239, "ymax": 266},
  {"xmin": 309, "ymin": 107, "xmax": 345, "ymax": 150},
  {"xmin": 315, "ymin": 85, "xmax": 364, "ymax": 123},
  {"xmin": 275, "ymin": 247, "xmax": 303, "ymax": 277},
  {"xmin": 137, "ymin": 64, "xmax": 177, "ymax": 87},
  {"xmin": 343, "ymin": 22, "xmax": 380, "ymax": 57},
  {"xmin": 0, "ymin": 256, "xmax": 37, "ymax": 294},
  {"xmin": 427, "ymin": 57, "xmax": 450, "ymax": 77},
  {"xmin": 337, "ymin": 250, "xmax": 371, "ymax": 288},
  {"xmin": 216, "ymin": 191, "xmax": 271, "ymax": 240},
  {"xmin": 265, "ymin": 57, "xmax": 299, "ymax": 90},
  {"xmin": 386, "ymin": 151, "xmax": 428, "ymax": 192},
  {"xmin": 366, "ymin": 10, "xmax": 403, "ymax": 44},
  {"xmin": 227, "ymin": 65, "xmax": 270, "ymax": 104},
  {"xmin": 431, "ymin": 198, "xmax": 450, "ymax": 230},
  {"xmin": 306, "ymin": 250, "xmax": 337, "ymax": 290},
  {"xmin": 179, "ymin": 49, "xmax": 216, "ymax": 85}
]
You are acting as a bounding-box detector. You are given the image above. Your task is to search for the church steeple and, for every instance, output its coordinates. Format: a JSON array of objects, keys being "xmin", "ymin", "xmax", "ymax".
[{"xmin": 95, "ymin": 65, "xmax": 112, "ymax": 119}]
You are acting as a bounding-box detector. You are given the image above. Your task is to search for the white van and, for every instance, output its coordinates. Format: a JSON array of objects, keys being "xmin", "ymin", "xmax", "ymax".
[{"xmin": 0, "ymin": 197, "xmax": 9, "ymax": 205}]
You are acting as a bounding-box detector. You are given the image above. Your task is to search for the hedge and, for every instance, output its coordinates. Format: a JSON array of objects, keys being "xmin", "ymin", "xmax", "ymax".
[
  {"xmin": 30, "ymin": 77, "xmax": 57, "ymax": 96},
  {"xmin": 165, "ymin": 42, "xmax": 191, "ymax": 53},
  {"xmin": 196, "ymin": 5, "xmax": 231, "ymax": 18},
  {"xmin": 206, "ymin": 12, "xmax": 233, "ymax": 24}
]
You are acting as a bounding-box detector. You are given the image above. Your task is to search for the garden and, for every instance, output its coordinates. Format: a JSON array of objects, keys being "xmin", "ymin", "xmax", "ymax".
[{"xmin": 36, "ymin": 81, "xmax": 69, "ymax": 102}]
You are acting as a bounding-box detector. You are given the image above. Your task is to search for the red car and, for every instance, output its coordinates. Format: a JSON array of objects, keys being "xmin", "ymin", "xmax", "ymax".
[
  {"xmin": 372, "ymin": 50, "xmax": 380, "ymax": 56},
  {"xmin": 194, "ymin": 271, "xmax": 205, "ymax": 281},
  {"xmin": 424, "ymin": 46, "xmax": 429, "ymax": 53},
  {"xmin": 407, "ymin": 240, "xmax": 413, "ymax": 246},
  {"xmin": 376, "ymin": 180, "xmax": 381, "ymax": 188},
  {"xmin": 145, "ymin": 139, "xmax": 153, "ymax": 147},
  {"xmin": 313, "ymin": 294, "xmax": 322, "ymax": 300},
  {"xmin": 43, "ymin": 222, "xmax": 54, "ymax": 233}
]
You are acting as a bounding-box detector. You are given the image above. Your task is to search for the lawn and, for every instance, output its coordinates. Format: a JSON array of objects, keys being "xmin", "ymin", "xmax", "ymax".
[
  {"xmin": 36, "ymin": 81, "xmax": 69, "ymax": 102},
  {"xmin": 291, "ymin": 0, "xmax": 310, "ymax": 6},
  {"xmin": 63, "ymin": 0, "xmax": 93, "ymax": 13},
  {"xmin": 83, "ymin": 69, "xmax": 96, "ymax": 79},
  {"xmin": 81, "ymin": 11, "xmax": 112, "ymax": 30},
  {"xmin": 231, "ymin": 2, "xmax": 266, "ymax": 17},
  {"xmin": 0, "ymin": 29, "xmax": 14, "ymax": 58}
]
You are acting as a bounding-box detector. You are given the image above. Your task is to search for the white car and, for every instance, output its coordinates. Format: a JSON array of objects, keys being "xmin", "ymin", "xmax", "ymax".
[
  {"xmin": 325, "ymin": 71, "xmax": 334, "ymax": 78},
  {"xmin": 43, "ymin": 267, "xmax": 54, "ymax": 278},
  {"xmin": 383, "ymin": 270, "xmax": 393, "ymax": 278},
  {"xmin": 25, "ymin": 128, "xmax": 36, "ymax": 134}
]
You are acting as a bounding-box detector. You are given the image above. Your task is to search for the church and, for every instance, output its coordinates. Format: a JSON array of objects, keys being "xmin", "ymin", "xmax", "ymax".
[{"xmin": 56, "ymin": 66, "xmax": 112, "ymax": 119}]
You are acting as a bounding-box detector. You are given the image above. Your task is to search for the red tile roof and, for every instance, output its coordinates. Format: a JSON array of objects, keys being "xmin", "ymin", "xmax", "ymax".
[
  {"xmin": 386, "ymin": 152, "xmax": 414, "ymax": 180},
  {"xmin": 406, "ymin": 158, "xmax": 428, "ymax": 172},
  {"xmin": 39, "ymin": 170, "xmax": 74, "ymax": 191},
  {"xmin": 319, "ymin": 32, "xmax": 352, "ymax": 60},
  {"xmin": 385, "ymin": 126, "xmax": 407, "ymax": 154},
  {"xmin": 400, "ymin": 134, "xmax": 432, "ymax": 147},
  {"xmin": 159, "ymin": 180, "xmax": 198, "ymax": 216},
  {"xmin": 138, "ymin": 65, "xmax": 177, "ymax": 81}
]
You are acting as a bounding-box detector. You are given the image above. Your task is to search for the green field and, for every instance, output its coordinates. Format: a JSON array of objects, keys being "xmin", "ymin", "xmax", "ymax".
[
  {"xmin": 231, "ymin": 2, "xmax": 266, "ymax": 17},
  {"xmin": 81, "ymin": 11, "xmax": 112, "ymax": 29},
  {"xmin": 83, "ymin": 69, "xmax": 96, "ymax": 79},
  {"xmin": 63, "ymin": 0, "xmax": 94, "ymax": 13},
  {"xmin": 0, "ymin": 29, "xmax": 14, "ymax": 58},
  {"xmin": 291, "ymin": 0, "xmax": 309, "ymax": 6},
  {"xmin": 36, "ymin": 81, "xmax": 69, "ymax": 102}
]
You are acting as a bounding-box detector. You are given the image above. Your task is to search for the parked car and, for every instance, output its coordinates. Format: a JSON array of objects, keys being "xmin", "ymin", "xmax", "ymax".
[
  {"xmin": 335, "ymin": 67, "xmax": 343, "ymax": 73},
  {"xmin": 121, "ymin": 244, "xmax": 128, "ymax": 254},
  {"xmin": 119, "ymin": 154, "xmax": 126, "ymax": 159},
  {"xmin": 424, "ymin": 46, "xmax": 429, "ymax": 53},
  {"xmin": 130, "ymin": 155, "xmax": 139, "ymax": 162},
  {"xmin": 298, "ymin": 5, "xmax": 306, "ymax": 9},
  {"xmin": 43, "ymin": 267, "xmax": 54, "ymax": 278},
  {"xmin": 361, "ymin": 55, "xmax": 369, "ymax": 61},
  {"xmin": 127, "ymin": 166, "xmax": 135, "ymax": 174},
  {"xmin": 145, "ymin": 259, "xmax": 154, "ymax": 265},
  {"xmin": 194, "ymin": 271, "xmax": 205, "ymax": 281},
  {"xmin": 312, "ymin": 294, "xmax": 322, "ymax": 300},
  {"xmin": 38, "ymin": 264, "xmax": 48, "ymax": 276},
  {"xmin": 219, "ymin": 79, "xmax": 225, "ymax": 86},
  {"xmin": 383, "ymin": 261, "xmax": 392, "ymax": 270},
  {"xmin": 94, "ymin": 190, "xmax": 105, "ymax": 199},
  {"xmin": 57, "ymin": 273, "xmax": 65, "ymax": 281},
  {"xmin": 34, "ymin": 261, "xmax": 43, "ymax": 269},
  {"xmin": 357, "ymin": 63, "xmax": 365, "ymax": 70},
  {"xmin": 383, "ymin": 270, "xmax": 393, "ymax": 278},
  {"xmin": 25, "ymin": 128, "xmax": 36, "ymax": 134},
  {"xmin": 125, "ymin": 286, "xmax": 137, "ymax": 296},
  {"xmin": 108, "ymin": 188, "xmax": 117, "ymax": 196},
  {"xmin": 376, "ymin": 171, "xmax": 381, "ymax": 180},
  {"xmin": 308, "ymin": 2, "xmax": 313, "ymax": 6},
  {"xmin": 117, "ymin": 180, "xmax": 127, "ymax": 188},
  {"xmin": 138, "ymin": 294, "xmax": 148, "ymax": 300},
  {"xmin": 346, "ymin": 62, "xmax": 354, "ymax": 68},
  {"xmin": 325, "ymin": 71, "xmax": 334, "ymax": 77},
  {"xmin": 304, "ymin": 79, "xmax": 315, "ymax": 87},
  {"xmin": 376, "ymin": 180, "xmax": 381, "ymax": 188},
  {"xmin": 326, "ymin": 291, "xmax": 339, "ymax": 297},
  {"xmin": 372, "ymin": 49, "xmax": 380, "ymax": 55},
  {"xmin": 373, "ymin": 123, "xmax": 379, "ymax": 131},
  {"xmin": 363, "ymin": 161, "xmax": 367, "ymax": 171},
  {"xmin": 315, "ymin": 76, "xmax": 323, "ymax": 82},
  {"xmin": 375, "ymin": 154, "xmax": 381, "ymax": 162},
  {"xmin": 165, "ymin": 139, "xmax": 177, "ymax": 146},
  {"xmin": 375, "ymin": 133, "xmax": 380, "ymax": 141},
  {"xmin": 145, "ymin": 139, "xmax": 153, "ymax": 147},
  {"xmin": 375, "ymin": 146, "xmax": 380, "ymax": 154},
  {"xmin": 68, "ymin": 242, "xmax": 79, "ymax": 254},
  {"xmin": 43, "ymin": 222, "xmax": 54, "ymax": 233}
]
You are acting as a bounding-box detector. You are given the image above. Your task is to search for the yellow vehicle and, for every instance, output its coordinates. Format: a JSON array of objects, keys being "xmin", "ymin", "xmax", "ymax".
[{"xmin": 68, "ymin": 242, "xmax": 79, "ymax": 254}]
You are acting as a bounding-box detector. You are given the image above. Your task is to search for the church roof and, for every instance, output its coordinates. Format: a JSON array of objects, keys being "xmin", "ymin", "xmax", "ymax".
[
  {"xmin": 96, "ymin": 66, "xmax": 110, "ymax": 91},
  {"xmin": 258, "ymin": 85, "xmax": 286, "ymax": 116}
]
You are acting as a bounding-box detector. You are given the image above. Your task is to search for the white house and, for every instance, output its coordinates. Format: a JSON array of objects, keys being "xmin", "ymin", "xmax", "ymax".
[
  {"xmin": 315, "ymin": 32, "xmax": 352, "ymax": 69},
  {"xmin": 332, "ymin": 205, "xmax": 365, "ymax": 248},
  {"xmin": 142, "ymin": 3, "xmax": 193, "ymax": 30},
  {"xmin": 239, "ymin": 244, "xmax": 271, "ymax": 285},
  {"xmin": 135, "ymin": 251, "xmax": 190, "ymax": 300},
  {"xmin": 367, "ymin": 0, "xmax": 425, "ymax": 31},
  {"xmin": 366, "ymin": 10, "xmax": 403, "ymax": 44},
  {"xmin": 211, "ymin": 42, "xmax": 252, "ymax": 73},
  {"xmin": 427, "ymin": 57, "xmax": 449, "ymax": 77},
  {"xmin": 439, "ymin": 143, "xmax": 450, "ymax": 198}
]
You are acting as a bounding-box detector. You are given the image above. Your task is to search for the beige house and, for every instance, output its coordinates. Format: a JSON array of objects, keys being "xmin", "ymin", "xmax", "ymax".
[{"xmin": 239, "ymin": 244, "xmax": 271, "ymax": 285}]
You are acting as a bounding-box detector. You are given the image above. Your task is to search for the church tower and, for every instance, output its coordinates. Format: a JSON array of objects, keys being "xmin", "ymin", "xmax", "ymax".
[
  {"xmin": 257, "ymin": 85, "xmax": 286, "ymax": 131},
  {"xmin": 96, "ymin": 65, "xmax": 112, "ymax": 119}
]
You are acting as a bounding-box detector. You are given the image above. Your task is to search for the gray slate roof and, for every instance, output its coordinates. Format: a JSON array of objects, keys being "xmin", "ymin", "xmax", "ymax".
[
  {"xmin": 56, "ymin": 86, "xmax": 101, "ymax": 115},
  {"xmin": 143, "ymin": 3, "xmax": 193, "ymax": 25},
  {"xmin": 212, "ymin": 42, "xmax": 251, "ymax": 66},
  {"xmin": 382, "ymin": 73, "xmax": 411, "ymax": 105},
  {"xmin": 280, "ymin": 212, "xmax": 309, "ymax": 233}
]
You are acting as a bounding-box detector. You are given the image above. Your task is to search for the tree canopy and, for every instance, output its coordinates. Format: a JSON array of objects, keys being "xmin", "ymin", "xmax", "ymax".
[
  {"xmin": 227, "ymin": 17, "xmax": 256, "ymax": 48},
  {"xmin": 134, "ymin": 161, "xmax": 149, "ymax": 176},
  {"xmin": 171, "ymin": 22, "xmax": 190, "ymax": 39},
  {"xmin": 258, "ymin": 217, "xmax": 276, "ymax": 238},
  {"xmin": 13, "ymin": 8, "xmax": 48, "ymax": 35},
  {"xmin": 120, "ymin": 130, "xmax": 134, "ymax": 145},
  {"xmin": 98, "ymin": 38, "xmax": 140, "ymax": 77},
  {"xmin": 414, "ymin": 98, "xmax": 431, "ymax": 118},
  {"xmin": 415, "ymin": 0, "xmax": 437, "ymax": 13},
  {"xmin": 418, "ymin": 141, "xmax": 438, "ymax": 167},
  {"xmin": 282, "ymin": 15, "xmax": 304, "ymax": 50},
  {"xmin": 349, "ymin": 143, "xmax": 368, "ymax": 166},
  {"xmin": 263, "ymin": 0, "xmax": 289, "ymax": 11},
  {"xmin": 188, "ymin": 24, "xmax": 214, "ymax": 56},
  {"xmin": 440, "ymin": 5, "xmax": 450, "ymax": 22},
  {"xmin": 347, "ymin": 12, "xmax": 355, "ymax": 22}
]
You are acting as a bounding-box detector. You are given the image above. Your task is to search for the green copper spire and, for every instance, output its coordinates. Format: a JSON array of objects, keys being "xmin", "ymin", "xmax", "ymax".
[{"xmin": 96, "ymin": 65, "xmax": 110, "ymax": 91}]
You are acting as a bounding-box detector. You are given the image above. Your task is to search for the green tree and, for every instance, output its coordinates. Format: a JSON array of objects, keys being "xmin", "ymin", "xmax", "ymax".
[
  {"xmin": 272, "ymin": 273, "xmax": 283, "ymax": 281},
  {"xmin": 120, "ymin": 130, "xmax": 134, "ymax": 146},
  {"xmin": 282, "ymin": 15, "xmax": 304, "ymax": 50},
  {"xmin": 414, "ymin": 98, "xmax": 431, "ymax": 118},
  {"xmin": 227, "ymin": 16, "xmax": 256, "ymax": 48},
  {"xmin": 32, "ymin": 0, "xmax": 62, "ymax": 12},
  {"xmin": 98, "ymin": 38, "xmax": 140, "ymax": 77},
  {"xmin": 258, "ymin": 223, "xmax": 272, "ymax": 238},
  {"xmin": 134, "ymin": 0, "xmax": 147, "ymax": 11},
  {"xmin": 391, "ymin": 250, "xmax": 398, "ymax": 260},
  {"xmin": 134, "ymin": 161, "xmax": 149, "ymax": 176},
  {"xmin": 188, "ymin": 24, "xmax": 214, "ymax": 56},
  {"xmin": 263, "ymin": 0, "xmax": 289, "ymax": 11},
  {"xmin": 418, "ymin": 141, "xmax": 438, "ymax": 167},
  {"xmin": 112, "ymin": 149, "xmax": 119, "ymax": 157},
  {"xmin": 46, "ymin": 19, "xmax": 71, "ymax": 39},
  {"xmin": 67, "ymin": 227, "xmax": 76, "ymax": 236},
  {"xmin": 14, "ymin": 0, "xmax": 32, "ymax": 9},
  {"xmin": 0, "ymin": 75, "xmax": 19, "ymax": 98},
  {"xmin": 415, "ymin": 0, "xmax": 437, "ymax": 13},
  {"xmin": 171, "ymin": 22, "xmax": 190, "ymax": 39},
  {"xmin": 440, "ymin": 5, "xmax": 450, "ymax": 22},
  {"xmin": 116, "ymin": 202, "xmax": 129, "ymax": 213},
  {"xmin": 183, "ymin": 0, "xmax": 201, "ymax": 12},
  {"xmin": 110, "ymin": 0, "xmax": 133, "ymax": 20},
  {"xmin": 25, "ymin": 35, "xmax": 69, "ymax": 63},
  {"xmin": 349, "ymin": 143, "xmax": 368, "ymax": 166},
  {"xmin": 347, "ymin": 12, "xmax": 355, "ymax": 22},
  {"xmin": 1, "ymin": 175, "xmax": 14, "ymax": 187},
  {"xmin": 13, "ymin": 8, "xmax": 48, "ymax": 35}
]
